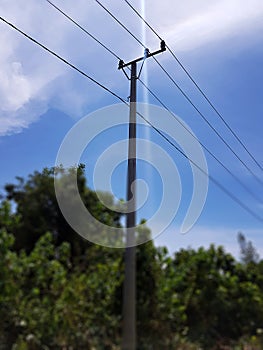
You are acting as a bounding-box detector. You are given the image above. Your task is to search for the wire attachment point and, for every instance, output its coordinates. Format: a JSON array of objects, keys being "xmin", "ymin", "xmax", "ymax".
[
  {"xmin": 118, "ymin": 59, "xmax": 124, "ymax": 69},
  {"xmin": 144, "ymin": 48, "xmax": 150, "ymax": 58}
]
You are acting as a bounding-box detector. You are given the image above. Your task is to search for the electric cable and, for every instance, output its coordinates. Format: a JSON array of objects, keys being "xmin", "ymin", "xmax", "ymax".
[
  {"xmin": 0, "ymin": 17, "xmax": 123, "ymax": 102},
  {"xmin": 152, "ymin": 55, "xmax": 263, "ymax": 187},
  {"xmin": 138, "ymin": 78, "xmax": 262, "ymax": 204},
  {"xmin": 95, "ymin": 0, "xmax": 263, "ymax": 187},
  {"xmin": 123, "ymin": 0, "xmax": 263, "ymax": 172},
  {"xmin": 45, "ymin": 0, "xmax": 262, "ymax": 202},
  {"xmin": 45, "ymin": 0, "xmax": 122, "ymax": 61},
  {"xmin": 1, "ymin": 15, "xmax": 262, "ymax": 223}
]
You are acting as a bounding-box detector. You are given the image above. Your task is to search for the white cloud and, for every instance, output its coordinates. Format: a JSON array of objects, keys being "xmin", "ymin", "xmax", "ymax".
[
  {"xmin": 147, "ymin": 0, "xmax": 263, "ymax": 51},
  {"xmin": 0, "ymin": 62, "xmax": 31, "ymax": 112},
  {"xmin": 0, "ymin": 0, "xmax": 263, "ymax": 135},
  {"xmin": 155, "ymin": 224, "xmax": 263, "ymax": 259}
]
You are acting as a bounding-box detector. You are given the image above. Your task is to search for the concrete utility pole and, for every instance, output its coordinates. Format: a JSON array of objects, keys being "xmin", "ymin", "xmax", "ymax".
[{"xmin": 118, "ymin": 40, "xmax": 166, "ymax": 350}]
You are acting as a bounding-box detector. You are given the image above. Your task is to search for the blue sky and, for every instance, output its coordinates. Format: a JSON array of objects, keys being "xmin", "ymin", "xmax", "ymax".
[{"xmin": 0, "ymin": 0, "xmax": 263, "ymax": 256}]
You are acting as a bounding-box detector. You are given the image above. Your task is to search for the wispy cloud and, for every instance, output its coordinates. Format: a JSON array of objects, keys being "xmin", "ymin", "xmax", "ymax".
[
  {"xmin": 150, "ymin": 0, "xmax": 263, "ymax": 51},
  {"xmin": 0, "ymin": 0, "xmax": 263, "ymax": 135},
  {"xmin": 155, "ymin": 224, "xmax": 263, "ymax": 259}
]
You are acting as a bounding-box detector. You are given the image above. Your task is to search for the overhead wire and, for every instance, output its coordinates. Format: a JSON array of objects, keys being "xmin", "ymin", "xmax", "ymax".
[
  {"xmin": 45, "ymin": 0, "xmax": 122, "ymax": 61},
  {"xmin": 152, "ymin": 56, "xmax": 263, "ymax": 187},
  {"xmin": 45, "ymin": 0, "xmax": 262, "ymax": 205},
  {"xmin": 138, "ymin": 78, "xmax": 263, "ymax": 204},
  {"xmin": 0, "ymin": 17, "xmax": 123, "ymax": 103},
  {"xmin": 94, "ymin": 0, "xmax": 146, "ymax": 49},
  {"xmin": 1, "ymin": 15, "xmax": 262, "ymax": 223},
  {"xmin": 123, "ymin": 0, "xmax": 263, "ymax": 172},
  {"xmin": 95, "ymin": 0, "xmax": 263, "ymax": 187}
]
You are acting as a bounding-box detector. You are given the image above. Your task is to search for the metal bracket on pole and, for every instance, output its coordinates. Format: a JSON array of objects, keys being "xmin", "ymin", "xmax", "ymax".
[{"xmin": 118, "ymin": 40, "xmax": 166, "ymax": 71}]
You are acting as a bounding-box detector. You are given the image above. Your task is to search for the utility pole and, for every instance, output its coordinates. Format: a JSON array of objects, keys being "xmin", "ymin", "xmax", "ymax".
[{"xmin": 118, "ymin": 40, "xmax": 166, "ymax": 350}]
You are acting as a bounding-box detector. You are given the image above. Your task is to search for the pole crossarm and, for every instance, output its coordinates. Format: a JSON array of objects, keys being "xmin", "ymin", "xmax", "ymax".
[{"xmin": 118, "ymin": 40, "xmax": 166, "ymax": 70}]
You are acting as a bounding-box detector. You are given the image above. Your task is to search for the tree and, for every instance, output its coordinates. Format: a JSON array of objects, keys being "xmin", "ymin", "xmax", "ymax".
[
  {"xmin": 163, "ymin": 244, "xmax": 263, "ymax": 349},
  {"xmin": 2, "ymin": 166, "xmax": 123, "ymax": 260},
  {"xmin": 2, "ymin": 167, "xmax": 263, "ymax": 349},
  {"xmin": 238, "ymin": 232, "xmax": 259, "ymax": 264}
]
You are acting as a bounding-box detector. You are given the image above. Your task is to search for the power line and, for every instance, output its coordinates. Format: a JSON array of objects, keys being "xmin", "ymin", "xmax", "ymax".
[
  {"xmin": 0, "ymin": 17, "xmax": 124, "ymax": 104},
  {"xmin": 45, "ymin": 0, "xmax": 121, "ymax": 61},
  {"xmin": 123, "ymin": 0, "xmax": 263, "ymax": 172},
  {"xmin": 124, "ymin": 0, "xmax": 162, "ymax": 41},
  {"xmin": 1, "ymin": 15, "xmax": 262, "ymax": 223},
  {"xmin": 45, "ymin": 0, "xmax": 262, "ymax": 203},
  {"xmin": 136, "ymin": 108, "xmax": 263, "ymax": 224},
  {"xmin": 138, "ymin": 78, "xmax": 262, "ymax": 204},
  {"xmin": 95, "ymin": 0, "xmax": 147, "ymax": 49},
  {"xmin": 95, "ymin": 0, "xmax": 263, "ymax": 187},
  {"xmin": 152, "ymin": 56, "xmax": 263, "ymax": 187}
]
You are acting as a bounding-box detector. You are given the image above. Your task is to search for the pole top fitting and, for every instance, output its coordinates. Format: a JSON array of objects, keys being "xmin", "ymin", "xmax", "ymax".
[
  {"xmin": 118, "ymin": 59, "xmax": 124, "ymax": 70},
  {"xmin": 160, "ymin": 40, "xmax": 166, "ymax": 51},
  {"xmin": 144, "ymin": 48, "xmax": 150, "ymax": 58}
]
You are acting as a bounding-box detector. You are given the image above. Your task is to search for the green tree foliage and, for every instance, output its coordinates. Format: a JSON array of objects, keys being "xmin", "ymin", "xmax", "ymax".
[
  {"xmin": 0, "ymin": 230, "xmax": 123, "ymax": 349},
  {"xmin": 1, "ymin": 168, "xmax": 263, "ymax": 349},
  {"xmin": 3, "ymin": 166, "xmax": 122, "ymax": 259},
  {"xmin": 238, "ymin": 231, "xmax": 259, "ymax": 264},
  {"xmin": 164, "ymin": 245, "xmax": 263, "ymax": 349}
]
